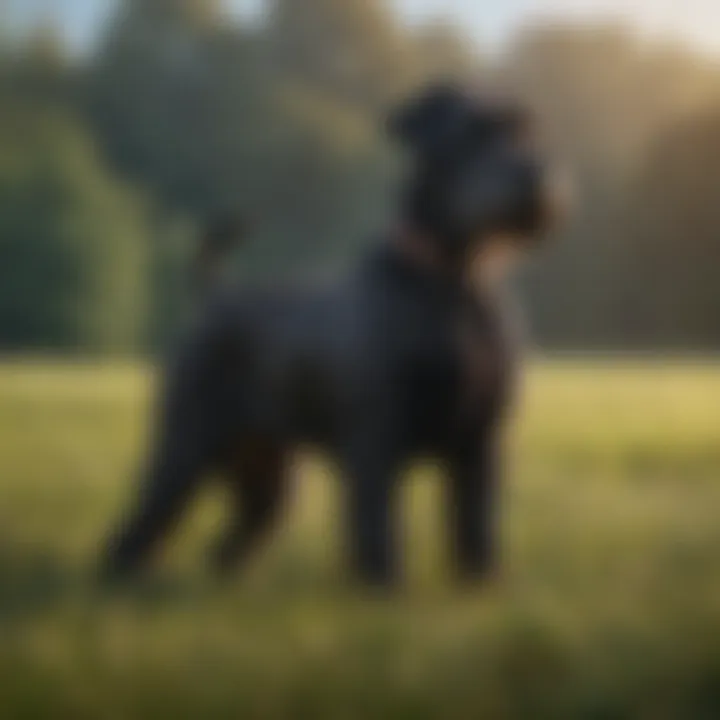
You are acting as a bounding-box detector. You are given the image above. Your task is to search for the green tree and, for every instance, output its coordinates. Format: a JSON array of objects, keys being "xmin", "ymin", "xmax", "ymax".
[
  {"xmin": 501, "ymin": 24, "xmax": 720, "ymax": 347},
  {"xmin": 89, "ymin": 0, "xmax": 400, "ymax": 279},
  {"xmin": 0, "ymin": 105, "xmax": 150, "ymax": 353},
  {"xmin": 240, "ymin": 83, "xmax": 392, "ymax": 274},
  {"xmin": 266, "ymin": 0, "xmax": 410, "ymax": 112},
  {"xmin": 87, "ymin": 0, "xmax": 238, "ymax": 215},
  {"xmin": 620, "ymin": 109, "xmax": 720, "ymax": 349}
]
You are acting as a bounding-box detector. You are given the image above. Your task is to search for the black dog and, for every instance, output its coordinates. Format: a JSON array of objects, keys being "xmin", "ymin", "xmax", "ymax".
[{"xmin": 103, "ymin": 85, "xmax": 556, "ymax": 587}]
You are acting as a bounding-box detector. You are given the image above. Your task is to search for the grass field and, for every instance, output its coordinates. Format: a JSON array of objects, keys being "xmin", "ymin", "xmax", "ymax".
[{"xmin": 2, "ymin": 360, "xmax": 720, "ymax": 719}]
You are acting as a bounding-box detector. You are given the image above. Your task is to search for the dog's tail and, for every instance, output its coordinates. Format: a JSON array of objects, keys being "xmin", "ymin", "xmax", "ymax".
[{"xmin": 194, "ymin": 216, "xmax": 245, "ymax": 295}]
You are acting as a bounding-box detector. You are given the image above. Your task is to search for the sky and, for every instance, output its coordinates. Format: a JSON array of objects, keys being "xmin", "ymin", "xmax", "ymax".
[{"xmin": 5, "ymin": 0, "xmax": 720, "ymax": 57}]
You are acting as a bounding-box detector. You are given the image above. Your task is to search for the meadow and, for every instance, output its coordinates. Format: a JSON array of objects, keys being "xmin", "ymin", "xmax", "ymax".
[{"xmin": 1, "ymin": 360, "xmax": 720, "ymax": 719}]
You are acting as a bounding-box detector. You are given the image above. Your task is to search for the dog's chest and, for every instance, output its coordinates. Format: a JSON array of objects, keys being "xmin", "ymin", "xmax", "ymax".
[{"xmin": 401, "ymin": 295, "xmax": 508, "ymax": 451}]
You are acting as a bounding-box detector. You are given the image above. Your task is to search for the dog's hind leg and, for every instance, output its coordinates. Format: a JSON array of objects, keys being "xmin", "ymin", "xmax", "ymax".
[
  {"xmin": 102, "ymin": 333, "xmax": 231, "ymax": 581},
  {"xmin": 211, "ymin": 438, "xmax": 289, "ymax": 576},
  {"xmin": 103, "ymin": 432, "xmax": 212, "ymax": 580}
]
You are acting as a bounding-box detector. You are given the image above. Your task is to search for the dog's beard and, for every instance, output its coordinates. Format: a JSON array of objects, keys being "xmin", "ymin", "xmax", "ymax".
[{"xmin": 466, "ymin": 237, "xmax": 526, "ymax": 293}]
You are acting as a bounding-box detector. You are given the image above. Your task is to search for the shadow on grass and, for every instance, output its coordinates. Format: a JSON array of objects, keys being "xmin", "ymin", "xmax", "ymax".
[
  {"xmin": 0, "ymin": 544, "xmax": 80, "ymax": 617},
  {"xmin": 0, "ymin": 539, "xmax": 352, "ymax": 623}
]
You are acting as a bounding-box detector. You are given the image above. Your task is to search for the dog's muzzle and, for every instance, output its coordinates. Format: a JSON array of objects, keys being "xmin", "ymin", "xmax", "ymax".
[{"xmin": 453, "ymin": 153, "xmax": 572, "ymax": 247}]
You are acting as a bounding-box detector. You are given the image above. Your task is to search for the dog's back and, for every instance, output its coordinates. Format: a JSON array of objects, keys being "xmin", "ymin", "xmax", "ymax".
[{"xmin": 193, "ymin": 240, "xmax": 513, "ymax": 458}]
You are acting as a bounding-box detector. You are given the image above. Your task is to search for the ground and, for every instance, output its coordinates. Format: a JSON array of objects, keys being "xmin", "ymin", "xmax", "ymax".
[{"xmin": 1, "ymin": 360, "xmax": 720, "ymax": 719}]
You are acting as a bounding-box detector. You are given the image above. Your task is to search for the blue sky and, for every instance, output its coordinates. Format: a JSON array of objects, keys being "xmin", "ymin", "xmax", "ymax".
[{"xmin": 6, "ymin": 0, "xmax": 720, "ymax": 56}]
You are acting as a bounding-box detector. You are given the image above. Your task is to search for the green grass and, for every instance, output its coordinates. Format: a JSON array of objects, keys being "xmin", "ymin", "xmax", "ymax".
[{"xmin": 2, "ymin": 360, "xmax": 720, "ymax": 719}]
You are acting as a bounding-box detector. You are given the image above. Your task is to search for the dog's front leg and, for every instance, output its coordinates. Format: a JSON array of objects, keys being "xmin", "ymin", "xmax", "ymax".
[
  {"xmin": 447, "ymin": 426, "xmax": 502, "ymax": 584},
  {"xmin": 342, "ymin": 412, "xmax": 405, "ymax": 589}
]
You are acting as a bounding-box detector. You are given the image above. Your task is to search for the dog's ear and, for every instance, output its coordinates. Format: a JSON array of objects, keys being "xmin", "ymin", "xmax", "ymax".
[{"xmin": 388, "ymin": 83, "xmax": 470, "ymax": 159}]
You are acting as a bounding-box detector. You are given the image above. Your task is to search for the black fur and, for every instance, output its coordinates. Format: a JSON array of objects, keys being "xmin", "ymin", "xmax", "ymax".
[{"xmin": 102, "ymin": 85, "xmax": 551, "ymax": 588}]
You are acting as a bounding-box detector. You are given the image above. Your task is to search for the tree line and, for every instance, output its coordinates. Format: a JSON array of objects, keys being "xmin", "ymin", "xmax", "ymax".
[{"xmin": 1, "ymin": 0, "xmax": 719, "ymax": 353}]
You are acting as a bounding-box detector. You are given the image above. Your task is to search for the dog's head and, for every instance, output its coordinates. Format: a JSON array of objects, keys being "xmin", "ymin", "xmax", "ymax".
[{"xmin": 390, "ymin": 84, "xmax": 562, "ymax": 267}]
